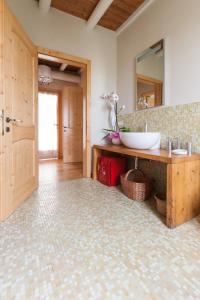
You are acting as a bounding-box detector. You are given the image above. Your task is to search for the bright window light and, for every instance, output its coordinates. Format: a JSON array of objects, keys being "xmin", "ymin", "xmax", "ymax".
[{"xmin": 38, "ymin": 92, "xmax": 58, "ymax": 155}]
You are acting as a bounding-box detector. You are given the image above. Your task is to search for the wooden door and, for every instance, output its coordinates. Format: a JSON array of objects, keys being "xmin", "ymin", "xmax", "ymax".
[
  {"xmin": 62, "ymin": 86, "xmax": 83, "ymax": 163},
  {"xmin": 0, "ymin": 0, "xmax": 38, "ymax": 221}
]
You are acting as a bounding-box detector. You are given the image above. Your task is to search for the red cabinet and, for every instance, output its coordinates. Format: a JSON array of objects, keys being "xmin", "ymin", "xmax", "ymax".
[{"xmin": 98, "ymin": 156, "xmax": 126, "ymax": 186}]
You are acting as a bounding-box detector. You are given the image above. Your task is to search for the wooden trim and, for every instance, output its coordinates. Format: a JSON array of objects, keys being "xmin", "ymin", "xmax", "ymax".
[
  {"xmin": 93, "ymin": 147, "xmax": 101, "ymax": 180},
  {"xmin": 93, "ymin": 145, "xmax": 200, "ymax": 164},
  {"xmin": 86, "ymin": 60, "xmax": 91, "ymax": 177},
  {"xmin": 38, "ymin": 53, "xmax": 84, "ymax": 69},
  {"xmin": 58, "ymin": 92, "xmax": 63, "ymax": 159},
  {"xmin": 38, "ymin": 47, "xmax": 90, "ymax": 68},
  {"xmin": 37, "ymin": 47, "xmax": 91, "ymax": 177},
  {"xmin": 167, "ymin": 161, "xmax": 200, "ymax": 228},
  {"xmin": 137, "ymin": 74, "xmax": 163, "ymax": 84},
  {"xmin": 0, "ymin": 0, "xmax": 5, "ymax": 220},
  {"xmin": 39, "ymin": 88, "xmax": 60, "ymax": 95},
  {"xmin": 35, "ymin": 47, "xmax": 39, "ymax": 191}
]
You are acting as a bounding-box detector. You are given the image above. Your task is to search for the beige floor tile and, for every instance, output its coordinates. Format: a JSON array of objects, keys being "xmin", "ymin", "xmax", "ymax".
[{"xmin": 0, "ymin": 179, "xmax": 200, "ymax": 299}]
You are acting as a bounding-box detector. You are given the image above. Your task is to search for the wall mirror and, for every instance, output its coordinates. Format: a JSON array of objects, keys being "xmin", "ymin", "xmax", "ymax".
[{"xmin": 136, "ymin": 39, "xmax": 164, "ymax": 110}]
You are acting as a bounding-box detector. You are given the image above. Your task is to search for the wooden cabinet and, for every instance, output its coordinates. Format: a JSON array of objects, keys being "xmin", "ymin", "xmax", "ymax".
[{"xmin": 92, "ymin": 145, "xmax": 200, "ymax": 228}]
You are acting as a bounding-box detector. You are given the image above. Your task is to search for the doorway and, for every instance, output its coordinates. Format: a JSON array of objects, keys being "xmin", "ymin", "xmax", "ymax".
[
  {"xmin": 37, "ymin": 52, "xmax": 88, "ymax": 183},
  {"xmin": 37, "ymin": 48, "xmax": 91, "ymax": 181},
  {"xmin": 38, "ymin": 92, "xmax": 59, "ymax": 160}
]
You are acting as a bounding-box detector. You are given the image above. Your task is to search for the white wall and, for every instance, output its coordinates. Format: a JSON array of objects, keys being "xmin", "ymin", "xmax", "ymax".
[
  {"xmin": 7, "ymin": 0, "xmax": 200, "ymax": 130},
  {"xmin": 6, "ymin": 0, "xmax": 117, "ymax": 145},
  {"xmin": 117, "ymin": 0, "xmax": 200, "ymax": 113}
]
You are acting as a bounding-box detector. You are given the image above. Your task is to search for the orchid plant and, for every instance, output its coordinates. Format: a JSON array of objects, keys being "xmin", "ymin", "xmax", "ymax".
[{"xmin": 101, "ymin": 92, "xmax": 129, "ymax": 144}]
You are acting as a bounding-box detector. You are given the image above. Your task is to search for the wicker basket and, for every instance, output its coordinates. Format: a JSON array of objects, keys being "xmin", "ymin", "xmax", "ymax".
[
  {"xmin": 154, "ymin": 194, "xmax": 166, "ymax": 216},
  {"xmin": 121, "ymin": 169, "xmax": 151, "ymax": 201}
]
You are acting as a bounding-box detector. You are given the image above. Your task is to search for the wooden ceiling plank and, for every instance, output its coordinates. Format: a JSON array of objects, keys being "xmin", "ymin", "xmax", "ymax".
[
  {"xmin": 98, "ymin": 0, "xmax": 145, "ymax": 30},
  {"xmin": 51, "ymin": 0, "xmax": 99, "ymax": 21},
  {"xmin": 116, "ymin": 0, "xmax": 155, "ymax": 35},
  {"xmin": 104, "ymin": 6, "xmax": 129, "ymax": 20},
  {"xmin": 86, "ymin": 0, "xmax": 114, "ymax": 31},
  {"xmin": 43, "ymin": 0, "xmax": 146, "ymax": 31},
  {"xmin": 113, "ymin": 0, "xmax": 144, "ymax": 14}
]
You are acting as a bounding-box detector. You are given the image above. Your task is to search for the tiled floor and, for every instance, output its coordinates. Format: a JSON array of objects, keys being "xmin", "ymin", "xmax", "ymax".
[{"xmin": 1, "ymin": 179, "xmax": 200, "ymax": 299}]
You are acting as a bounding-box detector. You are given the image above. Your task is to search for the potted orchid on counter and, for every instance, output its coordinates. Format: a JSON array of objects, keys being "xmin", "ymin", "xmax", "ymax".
[{"xmin": 101, "ymin": 92, "xmax": 130, "ymax": 145}]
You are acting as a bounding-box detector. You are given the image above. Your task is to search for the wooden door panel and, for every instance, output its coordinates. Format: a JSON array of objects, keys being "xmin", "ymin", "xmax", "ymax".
[
  {"xmin": 12, "ymin": 140, "xmax": 36, "ymax": 207},
  {"xmin": 63, "ymin": 129, "xmax": 82, "ymax": 163},
  {"xmin": 0, "ymin": 1, "xmax": 5, "ymax": 219},
  {"xmin": 0, "ymin": 0, "xmax": 38, "ymax": 221},
  {"xmin": 13, "ymin": 140, "xmax": 35, "ymax": 188},
  {"xmin": 62, "ymin": 86, "xmax": 83, "ymax": 163},
  {"xmin": 12, "ymin": 31, "xmax": 35, "ymax": 126}
]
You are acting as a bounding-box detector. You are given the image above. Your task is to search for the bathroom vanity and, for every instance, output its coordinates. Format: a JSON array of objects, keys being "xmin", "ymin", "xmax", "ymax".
[{"xmin": 92, "ymin": 144, "xmax": 200, "ymax": 228}]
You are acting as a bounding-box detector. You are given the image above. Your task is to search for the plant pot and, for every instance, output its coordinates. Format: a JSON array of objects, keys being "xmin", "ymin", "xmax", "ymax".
[{"xmin": 112, "ymin": 137, "xmax": 121, "ymax": 145}]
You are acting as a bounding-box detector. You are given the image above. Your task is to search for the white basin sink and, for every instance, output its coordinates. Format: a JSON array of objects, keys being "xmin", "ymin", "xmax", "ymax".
[{"xmin": 119, "ymin": 132, "xmax": 161, "ymax": 150}]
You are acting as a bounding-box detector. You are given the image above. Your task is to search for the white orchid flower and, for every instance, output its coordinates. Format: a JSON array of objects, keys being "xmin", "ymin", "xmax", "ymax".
[
  {"xmin": 110, "ymin": 92, "xmax": 119, "ymax": 102},
  {"xmin": 101, "ymin": 92, "xmax": 119, "ymax": 102},
  {"xmin": 101, "ymin": 93, "xmax": 109, "ymax": 99}
]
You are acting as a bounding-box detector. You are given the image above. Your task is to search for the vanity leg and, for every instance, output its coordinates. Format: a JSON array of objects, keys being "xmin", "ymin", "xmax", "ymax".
[
  {"xmin": 92, "ymin": 148, "xmax": 102, "ymax": 180},
  {"xmin": 166, "ymin": 161, "xmax": 200, "ymax": 228}
]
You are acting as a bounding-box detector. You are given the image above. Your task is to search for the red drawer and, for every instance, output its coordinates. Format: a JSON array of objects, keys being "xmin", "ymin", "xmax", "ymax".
[{"xmin": 98, "ymin": 156, "xmax": 126, "ymax": 186}]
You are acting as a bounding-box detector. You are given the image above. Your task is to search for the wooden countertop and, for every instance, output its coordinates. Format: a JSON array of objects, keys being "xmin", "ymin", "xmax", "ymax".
[{"xmin": 93, "ymin": 144, "xmax": 200, "ymax": 164}]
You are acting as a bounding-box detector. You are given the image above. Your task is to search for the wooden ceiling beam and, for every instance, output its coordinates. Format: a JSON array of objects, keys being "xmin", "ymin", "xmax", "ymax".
[
  {"xmin": 39, "ymin": 0, "xmax": 52, "ymax": 14},
  {"xmin": 52, "ymin": 71, "xmax": 81, "ymax": 84},
  {"xmin": 59, "ymin": 63, "xmax": 68, "ymax": 72},
  {"xmin": 86, "ymin": 0, "xmax": 114, "ymax": 31}
]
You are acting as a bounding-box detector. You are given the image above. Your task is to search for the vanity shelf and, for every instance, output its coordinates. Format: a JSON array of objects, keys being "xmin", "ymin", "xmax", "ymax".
[{"xmin": 92, "ymin": 144, "xmax": 200, "ymax": 228}]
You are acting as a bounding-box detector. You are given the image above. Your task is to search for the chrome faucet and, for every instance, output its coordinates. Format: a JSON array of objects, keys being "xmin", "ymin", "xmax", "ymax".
[{"xmin": 144, "ymin": 121, "xmax": 148, "ymax": 132}]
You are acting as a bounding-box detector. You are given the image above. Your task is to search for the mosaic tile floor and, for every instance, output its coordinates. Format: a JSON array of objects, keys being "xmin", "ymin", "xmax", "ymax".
[{"xmin": 1, "ymin": 179, "xmax": 200, "ymax": 300}]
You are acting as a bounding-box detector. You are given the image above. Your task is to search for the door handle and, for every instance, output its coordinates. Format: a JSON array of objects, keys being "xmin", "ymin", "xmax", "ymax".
[{"xmin": 6, "ymin": 117, "xmax": 23, "ymax": 124}]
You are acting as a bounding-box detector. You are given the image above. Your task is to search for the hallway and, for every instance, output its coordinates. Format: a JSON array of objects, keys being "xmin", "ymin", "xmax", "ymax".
[{"xmin": 39, "ymin": 160, "xmax": 83, "ymax": 184}]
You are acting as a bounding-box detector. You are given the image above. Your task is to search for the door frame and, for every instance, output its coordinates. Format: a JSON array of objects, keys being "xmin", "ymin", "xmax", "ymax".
[{"xmin": 37, "ymin": 47, "xmax": 91, "ymax": 178}]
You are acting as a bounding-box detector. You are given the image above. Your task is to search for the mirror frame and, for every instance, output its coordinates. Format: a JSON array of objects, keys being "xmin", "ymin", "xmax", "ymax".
[{"xmin": 135, "ymin": 39, "xmax": 165, "ymax": 111}]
